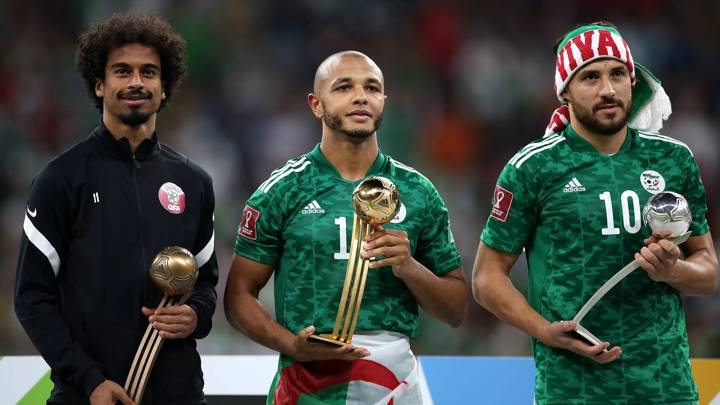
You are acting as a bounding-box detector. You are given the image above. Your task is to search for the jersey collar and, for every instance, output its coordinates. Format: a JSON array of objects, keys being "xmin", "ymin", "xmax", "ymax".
[
  {"xmin": 308, "ymin": 143, "xmax": 388, "ymax": 182},
  {"xmin": 95, "ymin": 120, "xmax": 161, "ymax": 161},
  {"xmin": 564, "ymin": 124, "xmax": 637, "ymax": 155}
]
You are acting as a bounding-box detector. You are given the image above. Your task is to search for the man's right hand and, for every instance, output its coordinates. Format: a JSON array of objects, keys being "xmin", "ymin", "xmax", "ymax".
[
  {"xmin": 541, "ymin": 320, "xmax": 622, "ymax": 364},
  {"xmin": 291, "ymin": 325, "xmax": 370, "ymax": 362},
  {"xmin": 89, "ymin": 380, "xmax": 135, "ymax": 405}
]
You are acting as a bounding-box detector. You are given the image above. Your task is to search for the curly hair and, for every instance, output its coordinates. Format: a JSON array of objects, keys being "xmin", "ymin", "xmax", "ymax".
[{"xmin": 75, "ymin": 12, "xmax": 187, "ymax": 111}]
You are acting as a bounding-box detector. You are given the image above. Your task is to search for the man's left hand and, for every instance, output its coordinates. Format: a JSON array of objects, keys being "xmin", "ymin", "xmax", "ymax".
[
  {"xmin": 361, "ymin": 225, "xmax": 415, "ymax": 278},
  {"xmin": 635, "ymin": 232, "xmax": 682, "ymax": 283},
  {"xmin": 142, "ymin": 305, "xmax": 197, "ymax": 339}
]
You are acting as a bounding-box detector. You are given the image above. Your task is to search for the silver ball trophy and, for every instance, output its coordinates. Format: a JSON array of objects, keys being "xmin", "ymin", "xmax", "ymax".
[
  {"xmin": 642, "ymin": 191, "xmax": 692, "ymax": 237},
  {"xmin": 572, "ymin": 192, "xmax": 693, "ymax": 346}
]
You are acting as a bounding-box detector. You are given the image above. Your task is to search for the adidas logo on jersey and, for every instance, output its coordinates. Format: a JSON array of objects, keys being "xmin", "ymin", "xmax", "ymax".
[
  {"xmin": 563, "ymin": 178, "xmax": 586, "ymax": 193},
  {"xmin": 301, "ymin": 200, "xmax": 325, "ymax": 214}
]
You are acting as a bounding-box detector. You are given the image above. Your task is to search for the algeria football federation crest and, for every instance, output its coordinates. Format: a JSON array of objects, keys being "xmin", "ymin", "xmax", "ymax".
[
  {"xmin": 390, "ymin": 202, "xmax": 407, "ymax": 224},
  {"xmin": 640, "ymin": 170, "xmax": 665, "ymax": 194},
  {"xmin": 158, "ymin": 182, "xmax": 186, "ymax": 214}
]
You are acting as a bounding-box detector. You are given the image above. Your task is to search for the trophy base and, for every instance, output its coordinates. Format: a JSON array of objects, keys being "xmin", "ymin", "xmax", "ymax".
[{"xmin": 307, "ymin": 334, "xmax": 348, "ymax": 347}]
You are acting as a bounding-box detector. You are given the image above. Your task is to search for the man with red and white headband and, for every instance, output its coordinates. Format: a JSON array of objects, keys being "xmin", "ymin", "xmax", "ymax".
[{"xmin": 472, "ymin": 21, "xmax": 718, "ymax": 404}]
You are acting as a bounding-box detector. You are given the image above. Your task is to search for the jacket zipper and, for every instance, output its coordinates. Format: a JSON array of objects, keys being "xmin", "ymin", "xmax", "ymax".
[{"xmin": 131, "ymin": 154, "xmax": 148, "ymax": 274}]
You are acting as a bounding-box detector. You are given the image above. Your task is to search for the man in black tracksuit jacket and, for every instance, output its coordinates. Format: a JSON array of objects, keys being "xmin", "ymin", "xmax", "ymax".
[{"xmin": 14, "ymin": 14, "xmax": 217, "ymax": 405}]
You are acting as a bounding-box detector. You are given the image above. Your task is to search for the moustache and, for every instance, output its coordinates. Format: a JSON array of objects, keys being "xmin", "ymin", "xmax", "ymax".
[
  {"xmin": 118, "ymin": 89, "xmax": 151, "ymax": 100},
  {"xmin": 593, "ymin": 98, "xmax": 624, "ymax": 112}
]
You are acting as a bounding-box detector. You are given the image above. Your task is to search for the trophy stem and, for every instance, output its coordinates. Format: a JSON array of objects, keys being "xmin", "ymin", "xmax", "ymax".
[
  {"xmin": 346, "ymin": 222, "xmax": 372, "ymax": 342},
  {"xmin": 125, "ymin": 294, "xmax": 169, "ymax": 394},
  {"xmin": 573, "ymin": 261, "xmax": 639, "ymax": 324},
  {"xmin": 572, "ymin": 231, "xmax": 692, "ymax": 343},
  {"xmin": 339, "ymin": 222, "xmax": 370, "ymax": 342},
  {"xmin": 125, "ymin": 290, "xmax": 193, "ymax": 403},
  {"xmin": 331, "ymin": 213, "xmax": 362, "ymax": 339},
  {"xmin": 133, "ymin": 319, "xmax": 169, "ymax": 403},
  {"xmin": 130, "ymin": 324, "xmax": 163, "ymax": 399}
]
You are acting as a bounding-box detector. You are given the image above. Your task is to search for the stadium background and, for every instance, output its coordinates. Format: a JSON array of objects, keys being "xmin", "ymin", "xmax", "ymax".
[{"xmin": 1, "ymin": 0, "xmax": 719, "ymax": 378}]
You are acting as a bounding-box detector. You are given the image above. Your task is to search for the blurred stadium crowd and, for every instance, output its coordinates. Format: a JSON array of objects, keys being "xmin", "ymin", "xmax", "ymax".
[{"xmin": 1, "ymin": 0, "xmax": 718, "ymax": 358}]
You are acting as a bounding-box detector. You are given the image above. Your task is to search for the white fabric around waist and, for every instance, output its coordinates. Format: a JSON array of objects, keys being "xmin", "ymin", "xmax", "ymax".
[{"xmin": 347, "ymin": 331, "xmax": 422, "ymax": 405}]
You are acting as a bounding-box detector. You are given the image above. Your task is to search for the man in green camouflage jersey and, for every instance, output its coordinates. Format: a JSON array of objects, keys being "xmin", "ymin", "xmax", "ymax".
[
  {"xmin": 225, "ymin": 51, "xmax": 467, "ymax": 404},
  {"xmin": 472, "ymin": 22, "xmax": 718, "ymax": 405}
]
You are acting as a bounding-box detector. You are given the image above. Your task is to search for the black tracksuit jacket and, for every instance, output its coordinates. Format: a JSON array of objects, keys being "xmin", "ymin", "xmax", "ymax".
[{"xmin": 14, "ymin": 122, "xmax": 218, "ymax": 404}]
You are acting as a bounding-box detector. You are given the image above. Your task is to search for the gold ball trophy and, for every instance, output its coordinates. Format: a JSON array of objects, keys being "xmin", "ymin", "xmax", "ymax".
[
  {"xmin": 308, "ymin": 176, "xmax": 400, "ymax": 346},
  {"xmin": 124, "ymin": 246, "xmax": 198, "ymax": 403},
  {"xmin": 573, "ymin": 191, "xmax": 693, "ymax": 346}
]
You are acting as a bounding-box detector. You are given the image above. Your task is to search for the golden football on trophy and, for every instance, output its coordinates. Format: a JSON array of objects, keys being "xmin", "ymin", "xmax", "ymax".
[
  {"xmin": 352, "ymin": 176, "xmax": 400, "ymax": 225},
  {"xmin": 148, "ymin": 246, "xmax": 198, "ymax": 296}
]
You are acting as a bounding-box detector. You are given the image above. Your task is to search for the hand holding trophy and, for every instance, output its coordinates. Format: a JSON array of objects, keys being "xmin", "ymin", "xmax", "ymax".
[
  {"xmin": 124, "ymin": 246, "xmax": 198, "ymax": 403},
  {"xmin": 573, "ymin": 191, "xmax": 693, "ymax": 346},
  {"xmin": 308, "ymin": 176, "xmax": 400, "ymax": 346}
]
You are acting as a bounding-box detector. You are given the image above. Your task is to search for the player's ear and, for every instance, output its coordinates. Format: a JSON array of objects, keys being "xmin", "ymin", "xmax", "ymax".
[
  {"xmin": 95, "ymin": 79, "xmax": 104, "ymax": 98},
  {"xmin": 308, "ymin": 93, "xmax": 323, "ymax": 118}
]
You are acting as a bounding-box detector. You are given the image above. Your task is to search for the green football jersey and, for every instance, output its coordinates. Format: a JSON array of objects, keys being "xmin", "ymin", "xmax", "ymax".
[
  {"xmin": 234, "ymin": 144, "xmax": 461, "ymax": 339},
  {"xmin": 481, "ymin": 125, "xmax": 708, "ymax": 405}
]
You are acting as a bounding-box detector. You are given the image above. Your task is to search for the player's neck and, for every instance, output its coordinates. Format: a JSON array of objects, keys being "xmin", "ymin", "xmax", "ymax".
[
  {"xmin": 320, "ymin": 131, "xmax": 379, "ymax": 181},
  {"xmin": 571, "ymin": 121, "xmax": 627, "ymax": 155},
  {"xmin": 102, "ymin": 112, "xmax": 157, "ymax": 152}
]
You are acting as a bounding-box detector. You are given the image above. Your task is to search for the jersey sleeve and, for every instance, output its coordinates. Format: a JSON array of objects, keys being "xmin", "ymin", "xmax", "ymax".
[
  {"xmin": 14, "ymin": 165, "xmax": 106, "ymax": 397},
  {"xmin": 679, "ymin": 149, "xmax": 709, "ymax": 236},
  {"xmin": 186, "ymin": 169, "xmax": 219, "ymax": 340},
  {"xmin": 414, "ymin": 184, "xmax": 462, "ymax": 276},
  {"xmin": 233, "ymin": 187, "xmax": 286, "ymax": 266},
  {"xmin": 480, "ymin": 162, "xmax": 540, "ymax": 255}
]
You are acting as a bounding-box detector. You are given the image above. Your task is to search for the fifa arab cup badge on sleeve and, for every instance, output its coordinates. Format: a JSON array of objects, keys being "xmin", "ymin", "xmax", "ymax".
[
  {"xmin": 573, "ymin": 191, "xmax": 692, "ymax": 346},
  {"xmin": 124, "ymin": 246, "xmax": 198, "ymax": 403},
  {"xmin": 308, "ymin": 176, "xmax": 400, "ymax": 346}
]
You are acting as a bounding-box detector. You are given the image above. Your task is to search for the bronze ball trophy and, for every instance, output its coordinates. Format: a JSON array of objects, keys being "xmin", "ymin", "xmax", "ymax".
[{"xmin": 124, "ymin": 246, "xmax": 198, "ymax": 403}]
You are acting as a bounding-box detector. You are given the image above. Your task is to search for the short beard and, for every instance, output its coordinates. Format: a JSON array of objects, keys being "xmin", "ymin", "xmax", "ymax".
[
  {"xmin": 119, "ymin": 108, "xmax": 152, "ymax": 127},
  {"xmin": 322, "ymin": 110, "xmax": 383, "ymax": 139},
  {"xmin": 116, "ymin": 89, "xmax": 154, "ymax": 127},
  {"xmin": 573, "ymin": 99, "xmax": 628, "ymax": 136}
]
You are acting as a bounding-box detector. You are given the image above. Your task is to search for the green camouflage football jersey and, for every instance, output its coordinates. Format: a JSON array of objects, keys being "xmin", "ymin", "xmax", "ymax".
[
  {"xmin": 481, "ymin": 125, "xmax": 708, "ymax": 405},
  {"xmin": 234, "ymin": 144, "xmax": 461, "ymax": 339}
]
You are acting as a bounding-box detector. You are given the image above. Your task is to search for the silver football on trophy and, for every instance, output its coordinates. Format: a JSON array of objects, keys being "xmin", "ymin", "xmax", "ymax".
[{"xmin": 642, "ymin": 191, "xmax": 692, "ymax": 237}]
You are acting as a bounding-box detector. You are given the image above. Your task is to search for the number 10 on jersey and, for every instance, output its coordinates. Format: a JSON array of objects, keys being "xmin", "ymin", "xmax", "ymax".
[{"xmin": 599, "ymin": 190, "xmax": 642, "ymax": 235}]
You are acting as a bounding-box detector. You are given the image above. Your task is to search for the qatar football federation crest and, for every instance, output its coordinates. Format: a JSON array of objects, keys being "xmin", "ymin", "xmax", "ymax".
[{"xmin": 158, "ymin": 182, "xmax": 186, "ymax": 214}]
